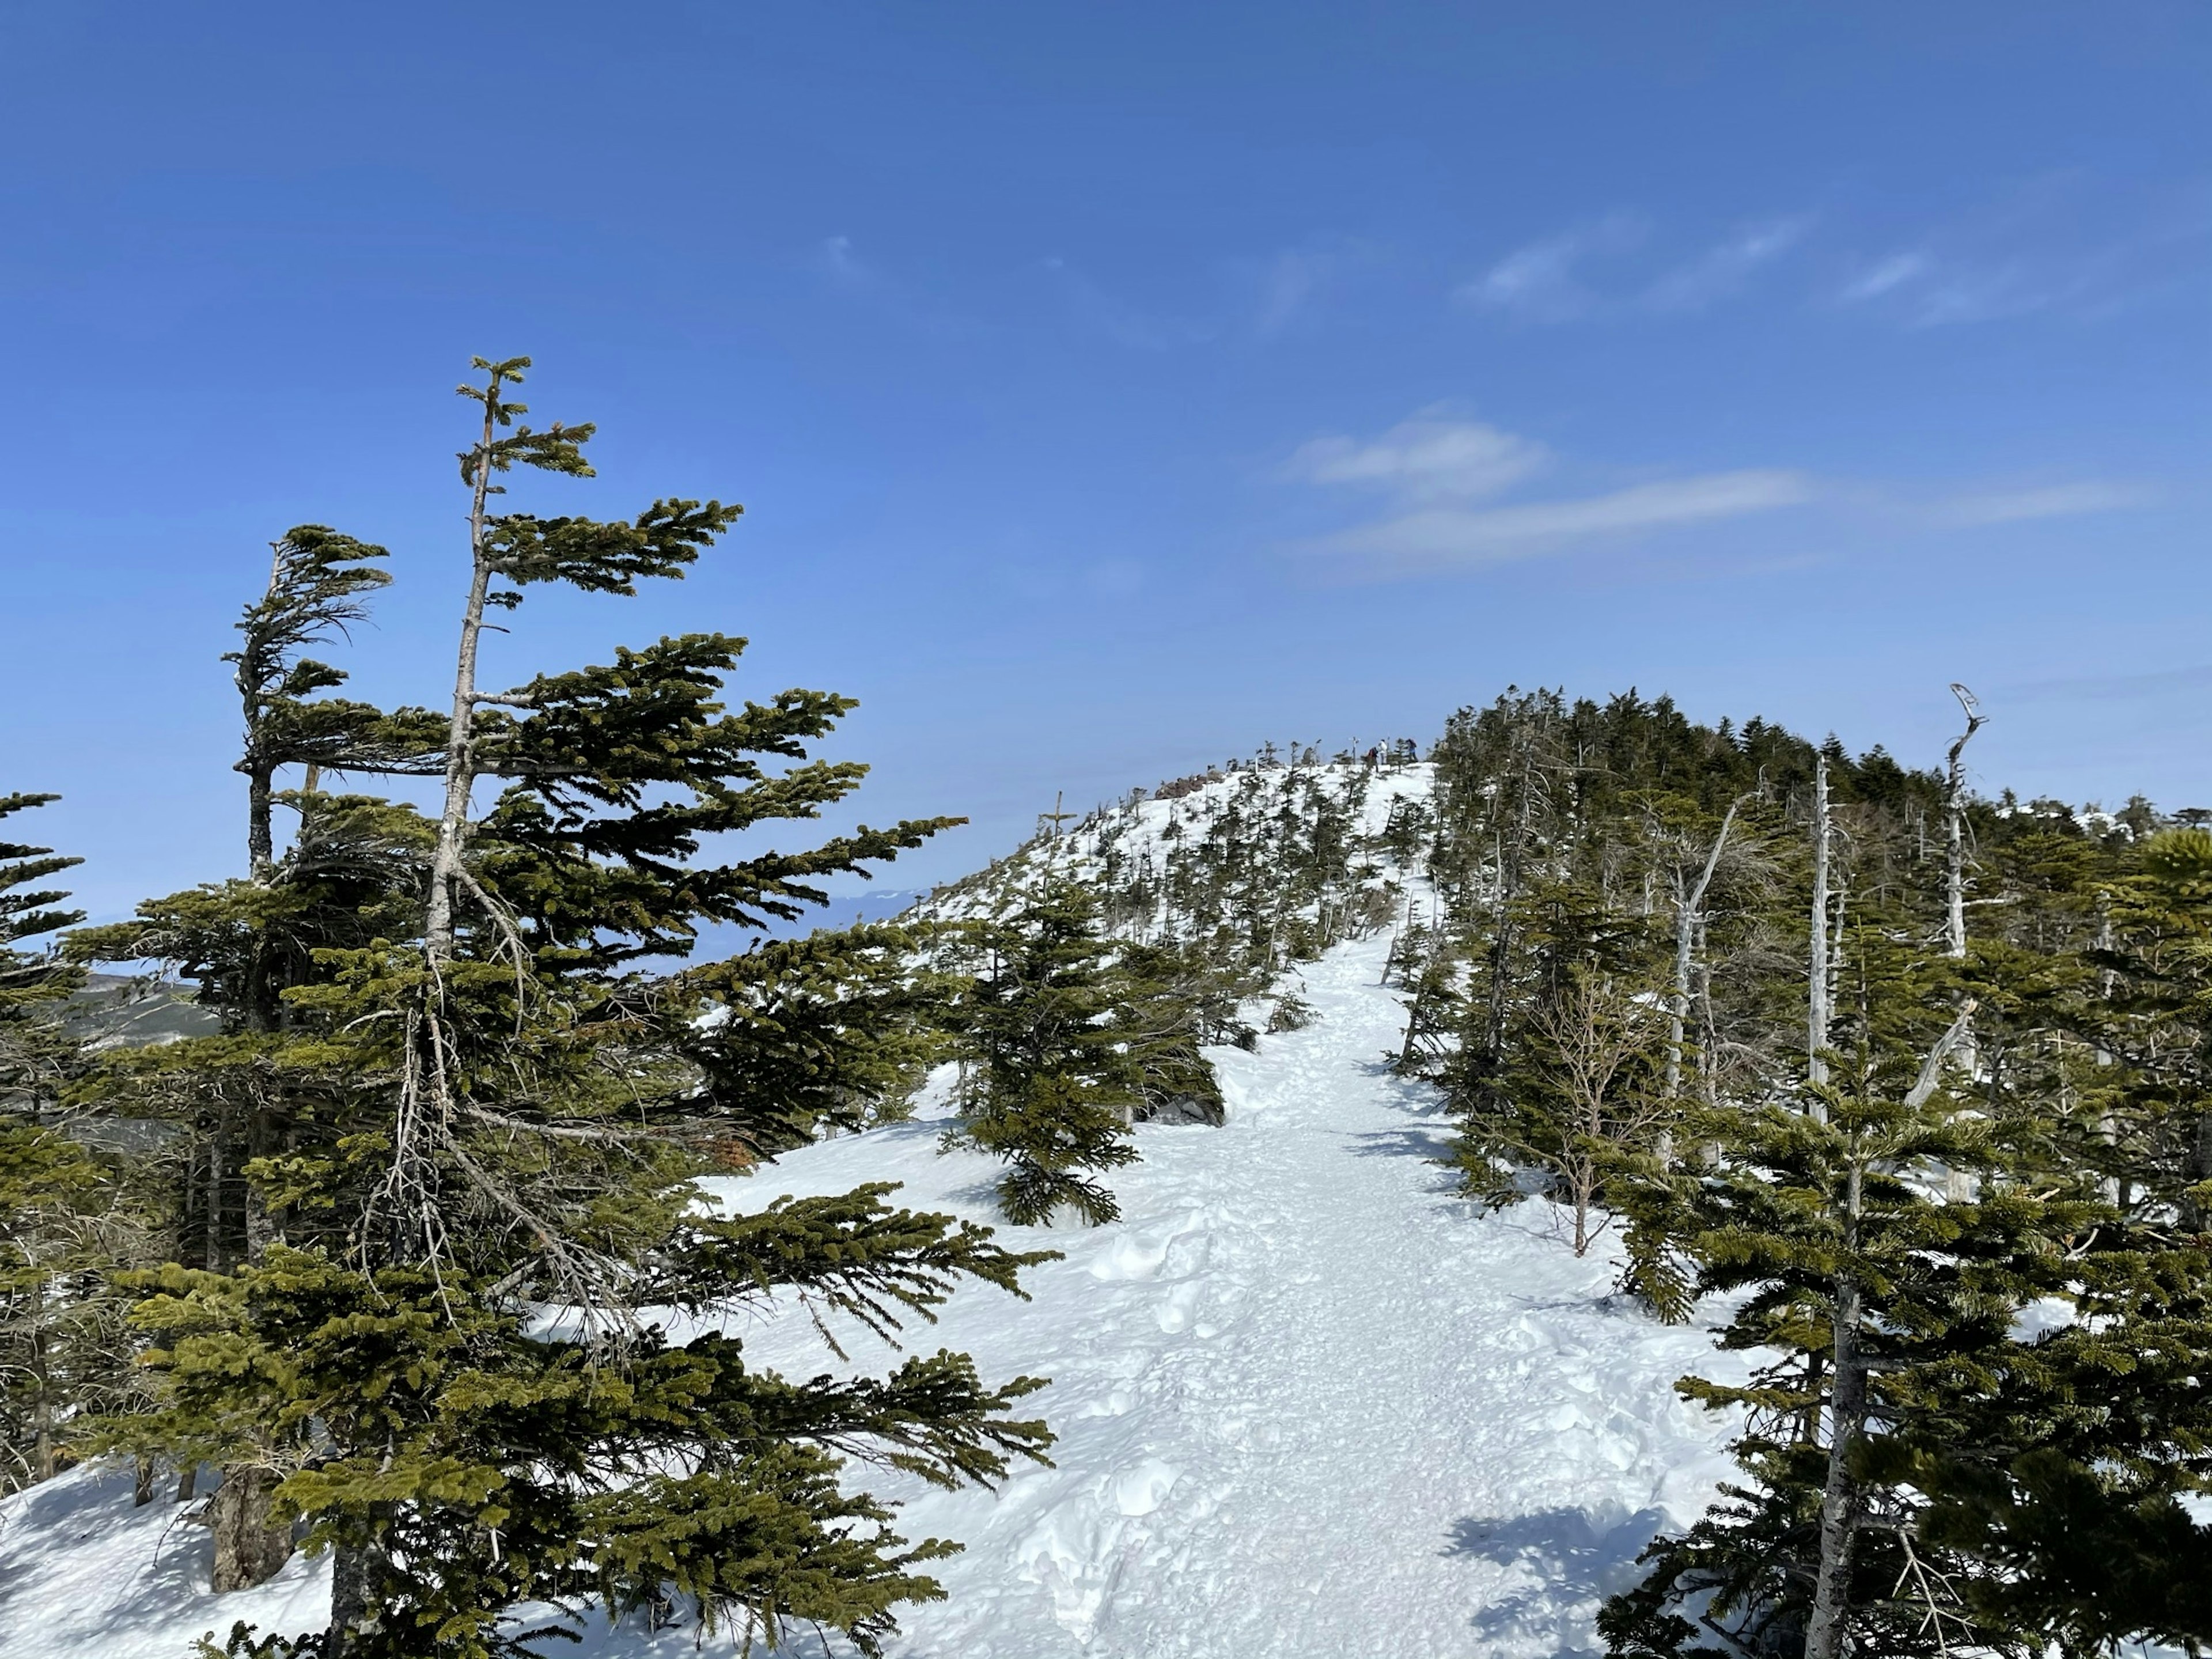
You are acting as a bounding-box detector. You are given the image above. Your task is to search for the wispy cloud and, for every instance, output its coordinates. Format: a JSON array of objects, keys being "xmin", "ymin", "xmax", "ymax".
[
  {"xmin": 1839, "ymin": 251, "xmax": 1930, "ymax": 302},
  {"xmin": 1643, "ymin": 217, "xmax": 1813, "ymax": 312},
  {"xmin": 1283, "ymin": 414, "xmax": 1547, "ymax": 502},
  {"xmin": 816, "ymin": 234, "xmax": 877, "ymax": 292},
  {"xmin": 805, "ymin": 235, "xmax": 985, "ymax": 339},
  {"xmin": 1307, "ymin": 471, "xmax": 1815, "ymax": 577},
  {"xmin": 1456, "ymin": 213, "xmax": 1644, "ymax": 321},
  {"xmin": 1837, "ymin": 251, "xmax": 2074, "ymax": 327},
  {"xmin": 1285, "ymin": 412, "xmax": 1815, "ymax": 578},
  {"xmin": 1935, "ymin": 481, "xmax": 2155, "ymax": 525},
  {"xmin": 1832, "ymin": 176, "xmax": 2209, "ymax": 327}
]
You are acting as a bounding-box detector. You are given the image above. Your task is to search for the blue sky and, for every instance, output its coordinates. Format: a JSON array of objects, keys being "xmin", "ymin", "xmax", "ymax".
[{"xmin": 2, "ymin": 1, "xmax": 2206, "ymax": 919}]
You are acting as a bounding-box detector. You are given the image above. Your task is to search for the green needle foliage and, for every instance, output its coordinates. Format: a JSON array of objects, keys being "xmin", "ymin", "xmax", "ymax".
[
  {"xmin": 70, "ymin": 358, "xmax": 1054, "ymax": 1658},
  {"xmin": 0, "ymin": 794, "xmax": 145, "ymax": 1493},
  {"xmin": 1395, "ymin": 690, "xmax": 2212, "ymax": 1655},
  {"xmin": 950, "ymin": 884, "xmax": 1145, "ymax": 1226}
]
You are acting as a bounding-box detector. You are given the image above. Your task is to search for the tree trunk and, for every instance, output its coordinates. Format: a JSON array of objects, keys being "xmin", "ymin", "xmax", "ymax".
[
  {"xmin": 1806, "ymin": 1141, "xmax": 1868, "ymax": 1659},
  {"xmin": 325, "ymin": 1535, "xmax": 384, "ymax": 1657},
  {"xmin": 1805, "ymin": 1272, "xmax": 1866, "ymax": 1659},
  {"xmin": 206, "ymin": 1113, "xmax": 233, "ymax": 1272},
  {"xmin": 1665, "ymin": 800, "xmax": 1743, "ymax": 1103},
  {"xmin": 1942, "ymin": 684, "xmax": 1984, "ymax": 961},
  {"xmin": 424, "ymin": 392, "xmax": 503, "ymax": 964},
  {"xmin": 245, "ymin": 762, "xmax": 276, "ymax": 883},
  {"xmin": 30, "ymin": 1318, "xmax": 54, "ymax": 1483},
  {"xmin": 209, "ymin": 1467, "xmax": 293, "ymax": 1592},
  {"xmin": 1809, "ymin": 756, "xmax": 1831, "ymax": 1097}
]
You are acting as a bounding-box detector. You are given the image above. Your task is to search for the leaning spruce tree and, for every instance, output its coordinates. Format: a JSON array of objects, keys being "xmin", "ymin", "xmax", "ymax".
[{"xmin": 87, "ymin": 358, "xmax": 1057, "ymax": 1659}]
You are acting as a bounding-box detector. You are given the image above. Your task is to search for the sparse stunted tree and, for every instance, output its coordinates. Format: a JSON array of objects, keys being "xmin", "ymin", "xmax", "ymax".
[{"xmin": 950, "ymin": 883, "xmax": 1144, "ymax": 1226}]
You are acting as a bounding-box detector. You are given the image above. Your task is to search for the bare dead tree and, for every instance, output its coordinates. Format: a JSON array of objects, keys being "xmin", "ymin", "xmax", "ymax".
[
  {"xmin": 1942, "ymin": 683, "xmax": 1985, "ymax": 961},
  {"xmin": 1664, "ymin": 796, "xmax": 1749, "ymax": 1104},
  {"xmin": 1529, "ymin": 976, "xmax": 1670, "ymax": 1256},
  {"xmin": 1809, "ymin": 755, "xmax": 1832, "ymax": 1097}
]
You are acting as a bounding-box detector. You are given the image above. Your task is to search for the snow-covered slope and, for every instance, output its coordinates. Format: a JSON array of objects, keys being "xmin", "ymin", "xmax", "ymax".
[
  {"xmin": 1, "ymin": 925, "xmax": 1746, "ymax": 1658},
  {"xmin": 693, "ymin": 931, "xmax": 1744, "ymax": 1658},
  {"xmin": 0, "ymin": 759, "xmax": 1756, "ymax": 1658}
]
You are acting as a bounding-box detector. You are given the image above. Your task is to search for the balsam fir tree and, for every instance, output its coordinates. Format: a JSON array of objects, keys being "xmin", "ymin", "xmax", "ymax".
[
  {"xmin": 1902, "ymin": 823, "xmax": 2212, "ymax": 1654},
  {"xmin": 86, "ymin": 357, "xmax": 1059, "ymax": 1659},
  {"xmin": 71, "ymin": 522, "xmax": 440, "ymax": 1585},
  {"xmin": 0, "ymin": 793, "xmax": 130, "ymax": 1493},
  {"xmin": 952, "ymin": 882, "xmax": 1143, "ymax": 1225},
  {"xmin": 1112, "ymin": 939, "xmax": 1230, "ymax": 1125},
  {"xmin": 0, "ymin": 793, "xmax": 85, "ymax": 1114},
  {"xmin": 1600, "ymin": 819, "xmax": 2211, "ymax": 1656},
  {"xmin": 680, "ymin": 919, "xmax": 955, "ymax": 1158}
]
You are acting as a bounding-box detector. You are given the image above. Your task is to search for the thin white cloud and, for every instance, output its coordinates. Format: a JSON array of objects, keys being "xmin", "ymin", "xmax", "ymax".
[
  {"xmin": 1302, "ymin": 469, "xmax": 1816, "ymax": 578},
  {"xmin": 1839, "ymin": 251, "xmax": 1930, "ymax": 301},
  {"xmin": 1833, "ymin": 176, "xmax": 2208, "ymax": 327},
  {"xmin": 1937, "ymin": 482, "xmax": 2154, "ymax": 525},
  {"xmin": 1285, "ymin": 416, "xmax": 1547, "ymax": 502},
  {"xmin": 1644, "ymin": 216, "xmax": 1813, "ymax": 312},
  {"xmin": 1456, "ymin": 213, "xmax": 1644, "ymax": 321}
]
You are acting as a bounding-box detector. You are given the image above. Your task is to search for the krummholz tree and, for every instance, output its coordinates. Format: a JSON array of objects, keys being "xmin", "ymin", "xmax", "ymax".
[
  {"xmin": 950, "ymin": 883, "xmax": 1143, "ymax": 1226},
  {"xmin": 0, "ymin": 793, "xmax": 134, "ymax": 1495},
  {"xmin": 1604, "ymin": 851, "xmax": 2212, "ymax": 1657},
  {"xmin": 86, "ymin": 357, "xmax": 1059, "ymax": 1659},
  {"xmin": 72, "ymin": 525, "xmax": 438, "ymax": 1585}
]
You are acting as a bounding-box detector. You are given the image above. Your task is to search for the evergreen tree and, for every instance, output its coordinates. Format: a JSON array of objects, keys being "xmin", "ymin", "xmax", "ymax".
[
  {"xmin": 1899, "ymin": 823, "xmax": 2212, "ymax": 1655},
  {"xmin": 680, "ymin": 920, "xmax": 955, "ymax": 1159},
  {"xmin": 70, "ymin": 526, "xmax": 438, "ymax": 1584},
  {"xmin": 1113, "ymin": 940, "xmax": 1232, "ymax": 1125},
  {"xmin": 952, "ymin": 884, "xmax": 1143, "ymax": 1225},
  {"xmin": 82, "ymin": 357, "xmax": 1058, "ymax": 1658},
  {"xmin": 0, "ymin": 793, "xmax": 133, "ymax": 1493},
  {"xmin": 0, "ymin": 793, "xmax": 86, "ymax": 1113}
]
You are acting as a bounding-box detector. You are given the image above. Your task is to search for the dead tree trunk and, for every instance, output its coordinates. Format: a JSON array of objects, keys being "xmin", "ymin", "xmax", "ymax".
[
  {"xmin": 1809, "ymin": 755, "xmax": 1831, "ymax": 1097},
  {"xmin": 1943, "ymin": 683, "xmax": 1984, "ymax": 961},
  {"xmin": 424, "ymin": 388, "xmax": 504, "ymax": 966},
  {"xmin": 1664, "ymin": 798, "xmax": 1745, "ymax": 1103},
  {"xmin": 1940, "ymin": 685, "xmax": 1985, "ymax": 1202}
]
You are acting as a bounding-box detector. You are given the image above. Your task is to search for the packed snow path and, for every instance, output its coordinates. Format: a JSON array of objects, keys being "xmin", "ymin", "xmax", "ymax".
[
  {"xmin": 706, "ymin": 930, "xmax": 1741, "ymax": 1659},
  {"xmin": 0, "ymin": 930, "xmax": 1740, "ymax": 1658}
]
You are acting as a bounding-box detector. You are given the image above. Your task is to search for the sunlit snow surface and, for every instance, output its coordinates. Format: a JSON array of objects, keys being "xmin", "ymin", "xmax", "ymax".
[
  {"xmin": 2, "ymin": 926, "xmax": 1760, "ymax": 1658},
  {"xmin": 691, "ymin": 933, "xmax": 1748, "ymax": 1658}
]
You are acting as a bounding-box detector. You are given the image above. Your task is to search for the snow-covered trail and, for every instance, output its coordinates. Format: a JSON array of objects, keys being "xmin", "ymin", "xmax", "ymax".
[
  {"xmin": 710, "ymin": 930, "xmax": 1742, "ymax": 1659},
  {"xmin": 0, "ymin": 929, "xmax": 1741, "ymax": 1658}
]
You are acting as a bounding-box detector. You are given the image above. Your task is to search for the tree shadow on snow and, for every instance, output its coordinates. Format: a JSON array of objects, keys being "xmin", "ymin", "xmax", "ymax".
[
  {"xmin": 1346, "ymin": 1124, "xmax": 1457, "ymax": 1161},
  {"xmin": 0, "ymin": 1464, "xmax": 220, "ymax": 1637},
  {"xmin": 1444, "ymin": 1506, "xmax": 1668, "ymax": 1651}
]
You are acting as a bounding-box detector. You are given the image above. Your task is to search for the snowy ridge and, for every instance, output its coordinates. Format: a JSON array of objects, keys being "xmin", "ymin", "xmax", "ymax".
[
  {"xmin": 0, "ymin": 758, "xmax": 1758, "ymax": 1658},
  {"xmin": 908, "ymin": 759, "xmax": 1434, "ymax": 937},
  {"xmin": 692, "ymin": 930, "xmax": 1746, "ymax": 1658}
]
